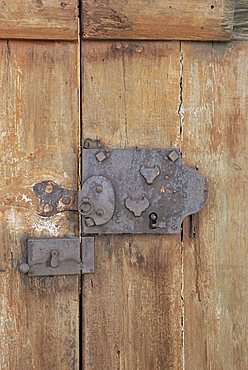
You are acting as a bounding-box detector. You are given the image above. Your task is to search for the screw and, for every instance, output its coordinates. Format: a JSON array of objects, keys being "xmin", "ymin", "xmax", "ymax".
[
  {"xmin": 96, "ymin": 151, "xmax": 107, "ymax": 162},
  {"xmin": 96, "ymin": 185, "xmax": 103, "ymax": 193},
  {"xmin": 61, "ymin": 195, "xmax": 71, "ymax": 205},
  {"xmin": 45, "ymin": 183, "xmax": 53, "ymax": 194},
  {"xmin": 19, "ymin": 263, "xmax": 30, "ymax": 274},
  {"xmin": 168, "ymin": 150, "xmax": 179, "ymax": 162},
  {"xmin": 96, "ymin": 209, "xmax": 104, "ymax": 217},
  {"xmin": 61, "ymin": 2, "xmax": 66, "ymax": 7}
]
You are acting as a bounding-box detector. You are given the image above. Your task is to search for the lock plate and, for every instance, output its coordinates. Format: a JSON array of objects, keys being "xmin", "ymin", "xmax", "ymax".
[
  {"xmin": 26, "ymin": 237, "xmax": 94, "ymax": 276},
  {"xmin": 79, "ymin": 147, "xmax": 208, "ymax": 234}
]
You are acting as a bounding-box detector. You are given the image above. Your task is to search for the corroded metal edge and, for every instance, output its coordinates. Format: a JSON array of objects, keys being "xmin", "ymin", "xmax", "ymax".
[{"xmin": 33, "ymin": 181, "xmax": 78, "ymax": 217}]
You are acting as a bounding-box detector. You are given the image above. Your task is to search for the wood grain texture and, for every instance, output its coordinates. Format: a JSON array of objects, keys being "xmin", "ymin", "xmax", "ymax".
[
  {"xmin": 0, "ymin": 41, "xmax": 79, "ymax": 369},
  {"xmin": 82, "ymin": 41, "xmax": 182, "ymax": 369},
  {"xmin": 182, "ymin": 41, "xmax": 248, "ymax": 369},
  {"xmin": 233, "ymin": 0, "xmax": 248, "ymax": 39},
  {"xmin": 82, "ymin": 0, "xmax": 234, "ymax": 41},
  {"xmin": 0, "ymin": 1, "xmax": 78, "ymax": 40}
]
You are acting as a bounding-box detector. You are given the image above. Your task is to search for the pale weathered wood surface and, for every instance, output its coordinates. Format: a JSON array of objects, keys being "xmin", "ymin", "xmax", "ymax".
[
  {"xmin": 82, "ymin": 0, "xmax": 234, "ymax": 41},
  {"xmin": 0, "ymin": 41, "xmax": 79, "ymax": 369},
  {"xmin": 0, "ymin": 1, "xmax": 78, "ymax": 40},
  {"xmin": 2, "ymin": 0, "xmax": 248, "ymax": 41},
  {"xmin": 233, "ymin": 0, "xmax": 248, "ymax": 39},
  {"xmin": 82, "ymin": 41, "xmax": 182, "ymax": 369},
  {"xmin": 182, "ymin": 41, "xmax": 248, "ymax": 369},
  {"xmin": 2, "ymin": 0, "xmax": 247, "ymax": 41}
]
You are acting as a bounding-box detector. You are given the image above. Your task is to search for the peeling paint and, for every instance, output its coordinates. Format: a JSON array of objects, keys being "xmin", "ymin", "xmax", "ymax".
[
  {"xmin": 21, "ymin": 194, "xmax": 32, "ymax": 204},
  {"xmin": 32, "ymin": 218, "xmax": 60, "ymax": 236}
]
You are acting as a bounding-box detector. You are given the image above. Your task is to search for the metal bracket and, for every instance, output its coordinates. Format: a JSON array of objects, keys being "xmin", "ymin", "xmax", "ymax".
[
  {"xmin": 19, "ymin": 237, "xmax": 94, "ymax": 277},
  {"xmin": 33, "ymin": 181, "xmax": 78, "ymax": 217}
]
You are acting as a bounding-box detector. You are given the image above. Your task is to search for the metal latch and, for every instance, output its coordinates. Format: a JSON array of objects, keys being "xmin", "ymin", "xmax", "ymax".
[
  {"xmin": 19, "ymin": 237, "xmax": 94, "ymax": 277},
  {"xmin": 33, "ymin": 140, "xmax": 208, "ymax": 235}
]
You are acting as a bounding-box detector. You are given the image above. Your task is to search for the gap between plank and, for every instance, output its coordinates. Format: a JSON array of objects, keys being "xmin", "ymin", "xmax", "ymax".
[
  {"xmin": 78, "ymin": 1, "xmax": 83, "ymax": 369},
  {"xmin": 179, "ymin": 40, "xmax": 185, "ymax": 370}
]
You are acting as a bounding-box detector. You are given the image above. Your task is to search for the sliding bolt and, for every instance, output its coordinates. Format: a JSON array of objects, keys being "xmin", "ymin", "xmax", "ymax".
[{"xmin": 50, "ymin": 249, "xmax": 59, "ymax": 268}]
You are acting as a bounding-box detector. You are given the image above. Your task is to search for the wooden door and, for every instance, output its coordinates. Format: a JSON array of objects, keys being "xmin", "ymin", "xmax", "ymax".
[{"xmin": 1, "ymin": 1, "xmax": 248, "ymax": 369}]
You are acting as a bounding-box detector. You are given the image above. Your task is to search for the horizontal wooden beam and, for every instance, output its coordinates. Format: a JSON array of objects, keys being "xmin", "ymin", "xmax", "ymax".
[
  {"xmin": 0, "ymin": 0, "xmax": 78, "ymax": 40},
  {"xmin": 1, "ymin": 1, "xmax": 246, "ymax": 41},
  {"xmin": 82, "ymin": 0, "xmax": 235, "ymax": 41}
]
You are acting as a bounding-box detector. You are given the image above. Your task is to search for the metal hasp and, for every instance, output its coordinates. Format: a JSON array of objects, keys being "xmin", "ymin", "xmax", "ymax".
[
  {"xmin": 79, "ymin": 145, "xmax": 208, "ymax": 234},
  {"xmin": 33, "ymin": 181, "xmax": 77, "ymax": 217},
  {"xmin": 19, "ymin": 237, "xmax": 94, "ymax": 277}
]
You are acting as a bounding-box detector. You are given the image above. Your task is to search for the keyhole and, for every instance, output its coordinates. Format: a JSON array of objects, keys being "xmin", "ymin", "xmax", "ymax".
[
  {"xmin": 149, "ymin": 212, "xmax": 158, "ymax": 229},
  {"xmin": 50, "ymin": 249, "xmax": 59, "ymax": 268}
]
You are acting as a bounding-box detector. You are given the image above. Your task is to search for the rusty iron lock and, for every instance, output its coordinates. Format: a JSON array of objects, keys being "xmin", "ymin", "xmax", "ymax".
[
  {"xmin": 25, "ymin": 141, "xmax": 208, "ymax": 276},
  {"xmin": 33, "ymin": 140, "xmax": 208, "ymax": 235},
  {"xmin": 78, "ymin": 144, "xmax": 208, "ymax": 234}
]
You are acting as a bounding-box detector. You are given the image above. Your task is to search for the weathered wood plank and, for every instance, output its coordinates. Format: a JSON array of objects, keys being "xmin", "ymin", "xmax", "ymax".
[
  {"xmin": 82, "ymin": 41, "xmax": 182, "ymax": 369},
  {"xmin": 182, "ymin": 41, "xmax": 248, "ymax": 369},
  {"xmin": 0, "ymin": 41, "xmax": 79, "ymax": 369},
  {"xmin": 233, "ymin": 0, "xmax": 248, "ymax": 39},
  {"xmin": 82, "ymin": 0, "xmax": 234, "ymax": 41},
  {"xmin": 0, "ymin": 1, "xmax": 78, "ymax": 40}
]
